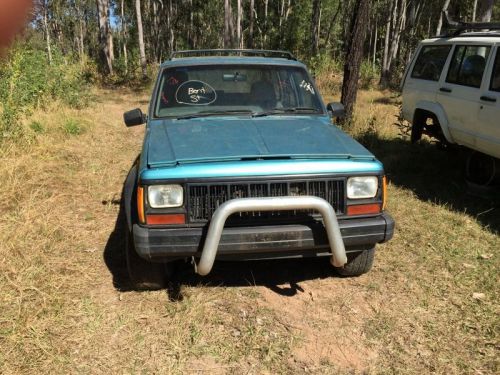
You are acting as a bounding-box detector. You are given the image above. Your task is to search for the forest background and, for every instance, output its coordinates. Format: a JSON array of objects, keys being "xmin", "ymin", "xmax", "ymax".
[{"xmin": 0, "ymin": 0, "xmax": 499, "ymax": 137}]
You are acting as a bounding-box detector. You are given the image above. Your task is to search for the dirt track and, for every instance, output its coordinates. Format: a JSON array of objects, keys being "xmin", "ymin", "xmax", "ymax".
[{"xmin": 0, "ymin": 88, "xmax": 498, "ymax": 374}]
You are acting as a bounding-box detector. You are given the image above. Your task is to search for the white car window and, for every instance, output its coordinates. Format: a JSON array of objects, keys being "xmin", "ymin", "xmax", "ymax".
[
  {"xmin": 446, "ymin": 45, "xmax": 491, "ymax": 88},
  {"xmin": 490, "ymin": 49, "xmax": 500, "ymax": 92},
  {"xmin": 411, "ymin": 45, "xmax": 451, "ymax": 81}
]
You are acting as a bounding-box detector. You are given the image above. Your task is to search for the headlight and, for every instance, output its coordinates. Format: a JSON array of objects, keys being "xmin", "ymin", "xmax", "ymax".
[
  {"xmin": 347, "ymin": 176, "xmax": 378, "ymax": 199},
  {"xmin": 148, "ymin": 185, "xmax": 184, "ymax": 208}
]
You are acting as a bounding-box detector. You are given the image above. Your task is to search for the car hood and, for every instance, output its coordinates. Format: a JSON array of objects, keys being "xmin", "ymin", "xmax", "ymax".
[{"xmin": 146, "ymin": 116, "xmax": 375, "ymax": 167}]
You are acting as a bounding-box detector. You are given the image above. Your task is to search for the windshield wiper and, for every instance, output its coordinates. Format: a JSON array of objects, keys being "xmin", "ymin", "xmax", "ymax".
[
  {"xmin": 253, "ymin": 107, "xmax": 321, "ymax": 117},
  {"xmin": 176, "ymin": 109, "xmax": 254, "ymax": 120}
]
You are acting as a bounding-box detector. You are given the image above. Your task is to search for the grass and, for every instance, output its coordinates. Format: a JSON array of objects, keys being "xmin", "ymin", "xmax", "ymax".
[
  {"xmin": 62, "ymin": 118, "xmax": 85, "ymax": 135},
  {"xmin": 0, "ymin": 85, "xmax": 498, "ymax": 374}
]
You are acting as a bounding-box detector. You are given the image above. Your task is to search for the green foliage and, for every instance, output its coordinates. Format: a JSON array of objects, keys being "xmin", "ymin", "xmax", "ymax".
[
  {"xmin": 360, "ymin": 60, "xmax": 379, "ymax": 89},
  {"xmin": 309, "ymin": 53, "xmax": 343, "ymax": 75},
  {"xmin": 29, "ymin": 121, "xmax": 45, "ymax": 134},
  {"xmin": 0, "ymin": 42, "xmax": 89, "ymax": 138},
  {"xmin": 309, "ymin": 53, "xmax": 343, "ymax": 95},
  {"xmin": 63, "ymin": 118, "xmax": 84, "ymax": 135}
]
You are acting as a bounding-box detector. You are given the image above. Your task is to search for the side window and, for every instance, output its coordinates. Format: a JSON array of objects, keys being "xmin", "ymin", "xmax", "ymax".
[
  {"xmin": 490, "ymin": 49, "xmax": 500, "ymax": 92},
  {"xmin": 446, "ymin": 45, "xmax": 491, "ymax": 88},
  {"xmin": 411, "ymin": 45, "xmax": 451, "ymax": 81}
]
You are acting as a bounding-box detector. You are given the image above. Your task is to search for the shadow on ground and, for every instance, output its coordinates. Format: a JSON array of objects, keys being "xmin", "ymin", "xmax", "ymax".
[
  {"xmin": 103, "ymin": 199, "xmax": 134, "ymax": 291},
  {"xmin": 104, "ymin": 202, "xmax": 340, "ymax": 299},
  {"xmin": 358, "ymin": 132, "xmax": 500, "ymax": 234},
  {"xmin": 104, "ymin": 135, "xmax": 499, "ymax": 299},
  {"xmin": 102, "ymin": 165, "xmax": 341, "ymax": 299}
]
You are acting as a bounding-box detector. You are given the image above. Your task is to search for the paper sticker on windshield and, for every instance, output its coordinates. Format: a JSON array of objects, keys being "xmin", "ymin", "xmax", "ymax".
[
  {"xmin": 299, "ymin": 80, "xmax": 315, "ymax": 95},
  {"xmin": 175, "ymin": 80, "xmax": 217, "ymax": 105}
]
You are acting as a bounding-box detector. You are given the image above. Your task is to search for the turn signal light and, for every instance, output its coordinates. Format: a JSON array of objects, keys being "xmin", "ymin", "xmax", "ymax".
[
  {"xmin": 137, "ymin": 186, "xmax": 146, "ymax": 224},
  {"xmin": 382, "ymin": 176, "xmax": 387, "ymax": 211},
  {"xmin": 347, "ymin": 203, "xmax": 381, "ymax": 216},
  {"xmin": 146, "ymin": 214, "xmax": 186, "ymax": 225}
]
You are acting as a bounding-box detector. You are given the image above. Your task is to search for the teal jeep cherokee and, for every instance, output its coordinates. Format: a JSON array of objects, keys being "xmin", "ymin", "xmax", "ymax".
[{"xmin": 123, "ymin": 49, "xmax": 394, "ymax": 289}]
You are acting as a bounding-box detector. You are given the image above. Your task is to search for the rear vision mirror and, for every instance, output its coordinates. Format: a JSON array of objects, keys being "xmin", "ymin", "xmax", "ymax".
[
  {"xmin": 326, "ymin": 102, "xmax": 346, "ymax": 120},
  {"xmin": 124, "ymin": 108, "xmax": 147, "ymax": 127},
  {"xmin": 223, "ymin": 73, "xmax": 247, "ymax": 82}
]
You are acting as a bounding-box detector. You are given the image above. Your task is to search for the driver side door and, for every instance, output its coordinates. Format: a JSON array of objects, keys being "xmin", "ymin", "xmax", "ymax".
[
  {"xmin": 477, "ymin": 44, "xmax": 500, "ymax": 159},
  {"xmin": 437, "ymin": 44, "xmax": 492, "ymax": 149}
]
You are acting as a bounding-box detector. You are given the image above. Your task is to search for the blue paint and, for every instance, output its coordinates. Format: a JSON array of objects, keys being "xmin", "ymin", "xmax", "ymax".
[
  {"xmin": 146, "ymin": 116, "xmax": 374, "ymax": 168},
  {"xmin": 140, "ymin": 159, "xmax": 383, "ymax": 181}
]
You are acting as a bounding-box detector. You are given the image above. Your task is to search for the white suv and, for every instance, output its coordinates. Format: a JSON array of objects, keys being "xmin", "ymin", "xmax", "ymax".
[{"xmin": 402, "ymin": 25, "xmax": 500, "ymax": 163}]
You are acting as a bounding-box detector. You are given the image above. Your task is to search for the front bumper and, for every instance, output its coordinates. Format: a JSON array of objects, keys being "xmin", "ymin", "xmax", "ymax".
[{"xmin": 133, "ymin": 213, "xmax": 394, "ymax": 260}]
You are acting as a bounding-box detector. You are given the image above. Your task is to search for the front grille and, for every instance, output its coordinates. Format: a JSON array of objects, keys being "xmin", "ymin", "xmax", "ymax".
[{"xmin": 187, "ymin": 179, "xmax": 345, "ymax": 223}]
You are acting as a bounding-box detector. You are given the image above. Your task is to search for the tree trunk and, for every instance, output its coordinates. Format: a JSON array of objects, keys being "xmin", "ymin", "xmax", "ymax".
[
  {"xmin": 380, "ymin": 0, "xmax": 393, "ymax": 86},
  {"xmin": 167, "ymin": 0, "xmax": 174, "ymax": 55},
  {"xmin": 224, "ymin": 0, "xmax": 236, "ymax": 48},
  {"xmin": 341, "ymin": 0, "xmax": 371, "ymax": 121},
  {"xmin": 75, "ymin": 1, "xmax": 85, "ymax": 62},
  {"xmin": 477, "ymin": 0, "xmax": 494, "ymax": 22},
  {"xmin": 372, "ymin": 17, "xmax": 377, "ymax": 68},
  {"xmin": 472, "ymin": 0, "xmax": 478, "ymax": 21},
  {"xmin": 237, "ymin": 0, "xmax": 243, "ymax": 48},
  {"xmin": 311, "ymin": 0, "xmax": 321, "ymax": 56},
  {"xmin": 389, "ymin": 0, "xmax": 406, "ymax": 63},
  {"xmin": 323, "ymin": 1, "xmax": 341, "ymax": 51},
  {"xmin": 436, "ymin": 0, "xmax": 451, "ymax": 36},
  {"xmin": 96, "ymin": 0, "xmax": 112, "ymax": 75},
  {"xmin": 263, "ymin": 0, "xmax": 269, "ymax": 47},
  {"xmin": 121, "ymin": 0, "xmax": 128, "ymax": 74},
  {"xmin": 108, "ymin": 32, "xmax": 114, "ymax": 62},
  {"xmin": 79, "ymin": 16, "xmax": 85, "ymax": 60},
  {"xmin": 135, "ymin": 0, "xmax": 147, "ymax": 78},
  {"xmin": 42, "ymin": 0, "xmax": 52, "ymax": 65},
  {"xmin": 248, "ymin": 0, "xmax": 255, "ymax": 48}
]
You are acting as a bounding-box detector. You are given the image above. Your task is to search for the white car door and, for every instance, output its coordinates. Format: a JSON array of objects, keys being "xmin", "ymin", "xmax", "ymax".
[
  {"xmin": 436, "ymin": 44, "xmax": 493, "ymax": 149},
  {"xmin": 402, "ymin": 43, "xmax": 452, "ymax": 123},
  {"xmin": 477, "ymin": 44, "xmax": 500, "ymax": 159}
]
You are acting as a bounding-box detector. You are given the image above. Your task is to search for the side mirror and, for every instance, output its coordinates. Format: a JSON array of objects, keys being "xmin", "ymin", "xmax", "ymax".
[
  {"xmin": 124, "ymin": 108, "xmax": 147, "ymax": 127},
  {"xmin": 326, "ymin": 102, "xmax": 345, "ymax": 120}
]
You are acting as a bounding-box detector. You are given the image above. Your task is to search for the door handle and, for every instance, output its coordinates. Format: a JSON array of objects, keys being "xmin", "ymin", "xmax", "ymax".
[
  {"xmin": 439, "ymin": 87, "xmax": 452, "ymax": 93},
  {"xmin": 480, "ymin": 96, "xmax": 497, "ymax": 103}
]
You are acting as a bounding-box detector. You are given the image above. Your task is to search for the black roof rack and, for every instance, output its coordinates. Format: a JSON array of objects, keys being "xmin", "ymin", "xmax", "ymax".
[
  {"xmin": 170, "ymin": 49, "xmax": 297, "ymax": 61},
  {"xmin": 442, "ymin": 11, "xmax": 500, "ymax": 37}
]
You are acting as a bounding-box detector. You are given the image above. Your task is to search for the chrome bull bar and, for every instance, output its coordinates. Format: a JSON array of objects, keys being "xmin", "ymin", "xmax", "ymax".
[{"xmin": 194, "ymin": 196, "xmax": 347, "ymax": 275}]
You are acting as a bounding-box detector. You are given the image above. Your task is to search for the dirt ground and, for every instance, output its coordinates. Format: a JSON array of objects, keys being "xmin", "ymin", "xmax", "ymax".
[{"xmin": 0, "ymin": 87, "xmax": 498, "ymax": 374}]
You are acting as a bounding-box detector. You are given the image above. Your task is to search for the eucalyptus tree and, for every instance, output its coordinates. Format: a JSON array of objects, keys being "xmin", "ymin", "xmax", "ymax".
[{"xmin": 96, "ymin": 0, "xmax": 113, "ymax": 75}]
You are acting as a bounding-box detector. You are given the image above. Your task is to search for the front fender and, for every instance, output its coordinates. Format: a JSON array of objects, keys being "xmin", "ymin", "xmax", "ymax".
[{"xmin": 414, "ymin": 101, "xmax": 454, "ymax": 143}]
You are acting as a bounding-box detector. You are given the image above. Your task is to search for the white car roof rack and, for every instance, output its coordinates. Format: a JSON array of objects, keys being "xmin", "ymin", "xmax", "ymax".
[
  {"xmin": 170, "ymin": 49, "xmax": 297, "ymax": 61},
  {"xmin": 442, "ymin": 11, "xmax": 500, "ymax": 37}
]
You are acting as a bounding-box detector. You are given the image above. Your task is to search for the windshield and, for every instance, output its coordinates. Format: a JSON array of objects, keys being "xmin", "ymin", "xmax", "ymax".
[{"xmin": 154, "ymin": 64, "xmax": 324, "ymax": 118}]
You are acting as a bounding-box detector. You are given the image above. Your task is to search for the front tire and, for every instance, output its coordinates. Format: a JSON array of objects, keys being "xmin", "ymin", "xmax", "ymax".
[
  {"xmin": 125, "ymin": 230, "xmax": 172, "ymax": 290},
  {"xmin": 335, "ymin": 247, "xmax": 375, "ymax": 276},
  {"xmin": 411, "ymin": 111, "xmax": 425, "ymax": 143}
]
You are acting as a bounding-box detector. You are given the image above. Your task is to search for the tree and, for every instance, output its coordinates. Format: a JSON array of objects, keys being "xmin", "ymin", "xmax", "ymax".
[
  {"xmin": 135, "ymin": 0, "xmax": 147, "ymax": 78},
  {"xmin": 120, "ymin": 0, "xmax": 128, "ymax": 74},
  {"xmin": 248, "ymin": 0, "xmax": 255, "ymax": 48},
  {"xmin": 96, "ymin": 0, "xmax": 113, "ymax": 75},
  {"xmin": 477, "ymin": 0, "xmax": 494, "ymax": 22},
  {"xmin": 224, "ymin": 0, "xmax": 235, "ymax": 48},
  {"xmin": 236, "ymin": 0, "xmax": 243, "ymax": 48},
  {"xmin": 311, "ymin": 0, "xmax": 321, "ymax": 56},
  {"xmin": 41, "ymin": 0, "xmax": 52, "ymax": 64},
  {"xmin": 341, "ymin": 0, "xmax": 371, "ymax": 121},
  {"xmin": 436, "ymin": 0, "xmax": 451, "ymax": 36}
]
